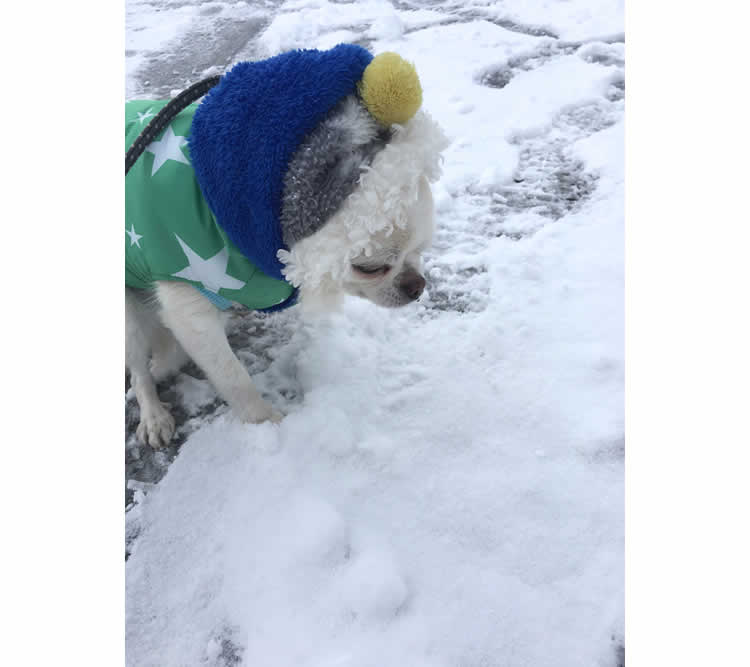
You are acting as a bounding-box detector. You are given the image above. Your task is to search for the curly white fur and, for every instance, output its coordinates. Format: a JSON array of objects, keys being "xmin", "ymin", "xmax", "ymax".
[{"xmin": 277, "ymin": 111, "xmax": 450, "ymax": 311}]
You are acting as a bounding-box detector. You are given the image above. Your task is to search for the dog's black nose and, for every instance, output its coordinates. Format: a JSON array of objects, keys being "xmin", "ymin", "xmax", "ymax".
[{"xmin": 401, "ymin": 273, "xmax": 426, "ymax": 301}]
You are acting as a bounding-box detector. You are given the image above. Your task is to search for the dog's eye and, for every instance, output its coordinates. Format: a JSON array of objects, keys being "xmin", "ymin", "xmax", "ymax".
[{"xmin": 352, "ymin": 264, "xmax": 390, "ymax": 277}]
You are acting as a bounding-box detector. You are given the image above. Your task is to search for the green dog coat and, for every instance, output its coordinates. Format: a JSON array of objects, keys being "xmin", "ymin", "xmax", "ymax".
[{"xmin": 125, "ymin": 99, "xmax": 295, "ymax": 310}]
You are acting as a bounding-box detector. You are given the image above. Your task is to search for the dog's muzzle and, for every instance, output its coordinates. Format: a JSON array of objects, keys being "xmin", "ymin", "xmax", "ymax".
[{"xmin": 397, "ymin": 270, "xmax": 426, "ymax": 301}]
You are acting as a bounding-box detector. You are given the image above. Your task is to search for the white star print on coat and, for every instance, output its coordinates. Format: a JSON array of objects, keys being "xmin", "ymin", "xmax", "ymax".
[
  {"xmin": 137, "ymin": 108, "xmax": 154, "ymax": 124},
  {"xmin": 145, "ymin": 125, "xmax": 190, "ymax": 176},
  {"xmin": 171, "ymin": 235, "xmax": 246, "ymax": 293},
  {"xmin": 126, "ymin": 224, "xmax": 143, "ymax": 248}
]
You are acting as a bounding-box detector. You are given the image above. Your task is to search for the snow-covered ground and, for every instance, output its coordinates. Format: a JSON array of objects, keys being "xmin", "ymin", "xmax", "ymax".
[{"xmin": 125, "ymin": 1, "xmax": 624, "ymax": 665}]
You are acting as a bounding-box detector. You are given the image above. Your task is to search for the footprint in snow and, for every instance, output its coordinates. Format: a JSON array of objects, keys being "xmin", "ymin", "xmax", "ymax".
[
  {"xmin": 336, "ymin": 548, "xmax": 410, "ymax": 621},
  {"xmin": 283, "ymin": 494, "xmax": 352, "ymax": 566}
]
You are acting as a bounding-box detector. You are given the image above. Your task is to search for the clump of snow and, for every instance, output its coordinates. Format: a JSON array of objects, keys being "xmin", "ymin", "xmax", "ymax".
[
  {"xmin": 577, "ymin": 41, "xmax": 625, "ymax": 67},
  {"xmin": 173, "ymin": 373, "xmax": 217, "ymax": 417},
  {"xmin": 367, "ymin": 13, "xmax": 405, "ymax": 41},
  {"xmin": 259, "ymin": 0, "xmax": 402, "ymax": 55}
]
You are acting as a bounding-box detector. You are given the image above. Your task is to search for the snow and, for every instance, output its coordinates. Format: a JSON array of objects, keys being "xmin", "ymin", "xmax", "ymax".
[
  {"xmin": 455, "ymin": 0, "xmax": 625, "ymax": 41},
  {"xmin": 125, "ymin": 1, "xmax": 624, "ymax": 665}
]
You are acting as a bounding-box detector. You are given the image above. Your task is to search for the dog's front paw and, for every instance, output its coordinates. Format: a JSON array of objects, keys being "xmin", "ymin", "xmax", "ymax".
[
  {"xmin": 136, "ymin": 404, "xmax": 175, "ymax": 448},
  {"xmin": 268, "ymin": 410, "xmax": 284, "ymax": 424},
  {"xmin": 235, "ymin": 400, "xmax": 284, "ymax": 425}
]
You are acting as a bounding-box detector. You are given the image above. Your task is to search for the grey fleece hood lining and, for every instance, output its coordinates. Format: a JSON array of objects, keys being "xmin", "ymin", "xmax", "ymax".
[{"xmin": 280, "ymin": 95, "xmax": 392, "ymax": 248}]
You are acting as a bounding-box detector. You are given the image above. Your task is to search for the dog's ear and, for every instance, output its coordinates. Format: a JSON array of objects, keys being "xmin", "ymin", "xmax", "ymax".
[{"xmin": 280, "ymin": 96, "xmax": 390, "ymax": 248}]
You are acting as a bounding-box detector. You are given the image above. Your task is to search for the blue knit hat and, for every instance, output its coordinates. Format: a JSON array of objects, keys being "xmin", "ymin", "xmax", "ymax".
[{"xmin": 188, "ymin": 44, "xmax": 423, "ymax": 282}]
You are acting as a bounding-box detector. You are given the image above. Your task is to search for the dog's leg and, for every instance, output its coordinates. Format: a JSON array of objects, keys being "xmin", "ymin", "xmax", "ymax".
[
  {"xmin": 149, "ymin": 324, "xmax": 189, "ymax": 383},
  {"xmin": 126, "ymin": 289, "xmax": 176, "ymax": 448},
  {"xmin": 155, "ymin": 281, "xmax": 282, "ymax": 424}
]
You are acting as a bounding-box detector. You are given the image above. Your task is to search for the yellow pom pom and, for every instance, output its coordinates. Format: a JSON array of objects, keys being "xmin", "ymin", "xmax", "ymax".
[{"xmin": 358, "ymin": 52, "xmax": 423, "ymax": 126}]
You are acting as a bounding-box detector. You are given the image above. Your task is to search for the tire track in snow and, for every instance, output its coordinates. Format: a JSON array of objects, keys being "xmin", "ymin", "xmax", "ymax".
[
  {"xmin": 423, "ymin": 97, "xmax": 623, "ymax": 314},
  {"xmin": 127, "ymin": 1, "xmax": 285, "ymax": 98},
  {"xmin": 393, "ymin": 0, "xmax": 561, "ymax": 38},
  {"xmin": 477, "ymin": 36, "xmax": 624, "ymax": 91}
]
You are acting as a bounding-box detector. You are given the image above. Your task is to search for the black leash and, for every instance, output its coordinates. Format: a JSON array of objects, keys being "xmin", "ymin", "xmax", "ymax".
[{"xmin": 125, "ymin": 75, "xmax": 221, "ymax": 175}]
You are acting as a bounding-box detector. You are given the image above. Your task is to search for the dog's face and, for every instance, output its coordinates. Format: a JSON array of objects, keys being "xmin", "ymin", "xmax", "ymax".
[
  {"xmin": 277, "ymin": 107, "xmax": 448, "ymax": 313},
  {"xmin": 342, "ymin": 176, "xmax": 434, "ymax": 308}
]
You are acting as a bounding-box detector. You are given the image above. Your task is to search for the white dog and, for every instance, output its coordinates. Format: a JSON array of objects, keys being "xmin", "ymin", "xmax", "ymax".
[{"xmin": 125, "ymin": 47, "xmax": 448, "ymax": 448}]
